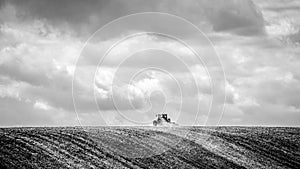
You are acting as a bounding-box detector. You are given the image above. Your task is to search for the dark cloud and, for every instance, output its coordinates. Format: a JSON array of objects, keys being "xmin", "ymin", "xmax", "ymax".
[
  {"xmin": 3, "ymin": 0, "xmax": 266, "ymax": 37},
  {"xmin": 205, "ymin": 0, "xmax": 265, "ymax": 36},
  {"xmin": 289, "ymin": 31, "xmax": 300, "ymax": 44},
  {"xmin": 0, "ymin": 0, "xmax": 5, "ymax": 8}
]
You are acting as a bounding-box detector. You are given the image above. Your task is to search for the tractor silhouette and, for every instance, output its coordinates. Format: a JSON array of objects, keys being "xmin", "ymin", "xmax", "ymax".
[{"xmin": 153, "ymin": 114, "xmax": 177, "ymax": 126}]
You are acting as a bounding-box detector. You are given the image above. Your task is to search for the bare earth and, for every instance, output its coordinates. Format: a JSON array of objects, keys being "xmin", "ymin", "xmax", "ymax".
[{"xmin": 0, "ymin": 126, "xmax": 299, "ymax": 169}]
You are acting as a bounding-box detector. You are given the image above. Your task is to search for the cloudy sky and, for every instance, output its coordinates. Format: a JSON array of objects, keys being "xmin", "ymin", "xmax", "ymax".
[{"xmin": 0, "ymin": 0, "xmax": 300, "ymax": 126}]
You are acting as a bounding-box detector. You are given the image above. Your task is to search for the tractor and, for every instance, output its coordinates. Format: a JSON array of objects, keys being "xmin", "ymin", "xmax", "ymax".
[{"xmin": 153, "ymin": 114, "xmax": 173, "ymax": 126}]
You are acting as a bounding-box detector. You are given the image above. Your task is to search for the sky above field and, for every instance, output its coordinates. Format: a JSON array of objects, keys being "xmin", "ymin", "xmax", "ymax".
[{"xmin": 0, "ymin": 0, "xmax": 300, "ymax": 126}]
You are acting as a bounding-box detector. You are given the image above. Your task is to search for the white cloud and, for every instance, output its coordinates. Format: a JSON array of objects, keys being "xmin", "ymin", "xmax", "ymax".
[
  {"xmin": 33, "ymin": 100, "xmax": 51, "ymax": 110},
  {"xmin": 0, "ymin": 79, "xmax": 21, "ymax": 100},
  {"xmin": 266, "ymin": 18, "xmax": 299, "ymax": 37}
]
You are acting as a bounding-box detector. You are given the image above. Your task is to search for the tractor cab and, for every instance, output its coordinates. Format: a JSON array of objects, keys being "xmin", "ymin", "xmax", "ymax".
[{"xmin": 157, "ymin": 114, "xmax": 170, "ymax": 122}]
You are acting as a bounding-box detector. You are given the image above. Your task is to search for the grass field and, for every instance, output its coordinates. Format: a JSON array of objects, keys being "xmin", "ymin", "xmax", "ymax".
[{"xmin": 0, "ymin": 126, "xmax": 299, "ymax": 169}]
